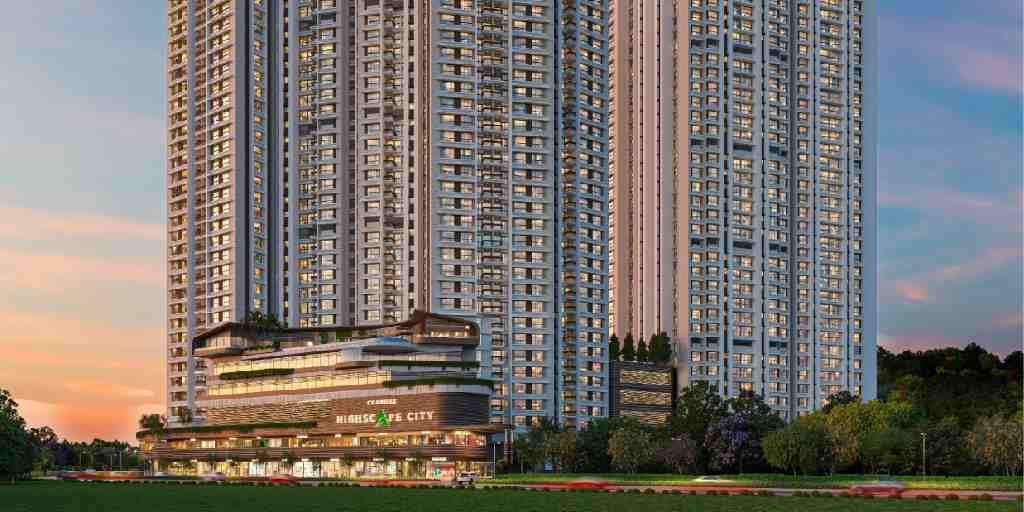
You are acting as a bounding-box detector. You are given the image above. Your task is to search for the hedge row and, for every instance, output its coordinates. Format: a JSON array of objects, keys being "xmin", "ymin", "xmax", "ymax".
[
  {"xmin": 381, "ymin": 377, "xmax": 495, "ymax": 390},
  {"xmin": 218, "ymin": 368, "xmax": 295, "ymax": 380},
  {"xmin": 138, "ymin": 421, "xmax": 317, "ymax": 438},
  {"xmin": 376, "ymin": 360, "xmax": 480, "ymax": 369}
]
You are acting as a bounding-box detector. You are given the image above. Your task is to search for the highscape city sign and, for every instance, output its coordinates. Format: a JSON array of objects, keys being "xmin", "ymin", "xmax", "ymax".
[{"xmin": 335, "ymin": 410, "xmax": 436, "ymax": 427}]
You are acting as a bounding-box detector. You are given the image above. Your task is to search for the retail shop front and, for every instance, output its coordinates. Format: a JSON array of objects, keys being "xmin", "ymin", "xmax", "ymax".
[{"xmin": 141, "ymin": 390, "xmax": 499, "ymax": 479}]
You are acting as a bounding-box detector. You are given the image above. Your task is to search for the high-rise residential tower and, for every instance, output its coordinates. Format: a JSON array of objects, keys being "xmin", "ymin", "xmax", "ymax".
[
  {"xmin": 608, "ymin": 0, "xmax": 877, "ymax": 418},
  {"xmin": 165, "ymin": 0, "xmax": 610, "ymax": 429}
]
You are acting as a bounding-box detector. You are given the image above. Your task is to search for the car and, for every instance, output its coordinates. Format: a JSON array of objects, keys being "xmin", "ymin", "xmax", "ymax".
[
  {"xmin": 455, "ymin": 472, "xmax": 478, "ymax": 485},
  {"xmin": 200, "ymin": 472, "xmax": 227, "ymax": 482},
  {"xmin": 151, "ymin": 471, "xmax": 169, "ymax": 478},
  {"xmin": 270, "ymin": 473, "xmax": 299, "ymax": 485},
  {"xmin": 57, "ymin": 471, "xmax": 81, "ymax": 481}
]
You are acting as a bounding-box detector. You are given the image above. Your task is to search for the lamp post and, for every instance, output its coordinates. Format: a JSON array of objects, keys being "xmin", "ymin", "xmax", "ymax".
[{"xmin": 920, "ymin": 432, "xmax": 928, "ymax": 476}]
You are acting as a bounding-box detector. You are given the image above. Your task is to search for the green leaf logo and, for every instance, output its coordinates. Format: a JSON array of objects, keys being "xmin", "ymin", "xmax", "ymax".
[{"xmin": 374, "ymin": 410, "xmax": 391, "ymax": 427}]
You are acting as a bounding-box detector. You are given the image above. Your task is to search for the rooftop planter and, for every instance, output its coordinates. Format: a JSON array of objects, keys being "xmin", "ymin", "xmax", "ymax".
[
  {"xmin": 382, "ymin": 376, "xmax": 495, "ymax": 390},
  {"xmin": 242, "ymin": 343, "xmax": 276, "ymax": 354},
  {"xmin": 218, "ymin": 368, "xmax": 294, "ymax": 380},
  {"xmin": 376, "ymin": 360, "xmax": 480, "ymax": 369},
  {"xmin": 136, "ymin": 421, "xmax": 317, "ymax": 439}
]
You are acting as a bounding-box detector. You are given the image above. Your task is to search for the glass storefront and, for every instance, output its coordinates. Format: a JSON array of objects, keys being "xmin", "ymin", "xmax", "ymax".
[
  {"xmin": 160, "ymin": 458, "xmax": 494, "ymax": 480},
  {"xmin": 168, "ymin": 431, "xmax": 486, "ymax": 450}
]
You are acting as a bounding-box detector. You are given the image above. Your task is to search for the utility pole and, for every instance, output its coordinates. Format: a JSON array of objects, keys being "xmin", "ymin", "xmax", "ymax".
[{"xmin": 920, "ymin": 432, "xmax": 928, "ymax": 476}]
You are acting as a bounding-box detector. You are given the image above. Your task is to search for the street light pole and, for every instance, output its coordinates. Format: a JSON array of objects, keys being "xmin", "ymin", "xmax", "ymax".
[{"xmin": 920, "ymin": 432, "xmax": 927, "ymax": 476}]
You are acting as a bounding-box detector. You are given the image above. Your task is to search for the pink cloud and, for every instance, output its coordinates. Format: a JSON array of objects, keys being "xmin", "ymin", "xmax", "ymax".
[
  {"xmin": 893, "ymin": 282, "xmax": 929, "ymax": 303},
  {"xmin": 0, "ymin": 205, "xmax": 163, "ymax": 243},
  {"xmin": 993, "ymin": 311, "xmax": 1024, "ymax": 329},
  {"xmin": 879, "ymin": 188, "xmax": 1023, "ymax": 233},
  {"xmin": 885, "ymin": 18, "xmax": 1022, "ymax": 96},
  {"xmin": 884, "ymin": 245, "xmax": 1023, "ymax": 305},
  {"xmin": 880, "ymin": 332, "xmax": 963, "ymax": 353}
]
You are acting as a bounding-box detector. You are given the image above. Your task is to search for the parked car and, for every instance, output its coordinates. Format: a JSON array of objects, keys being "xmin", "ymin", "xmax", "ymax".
[
  {"xmin": 200, "ymin": 472, "xmax": 227, "ymax": 482},
  {"xmin": 455, "ymin": 472, "xmax": 478, "ymax": 485},
  {"xmin": 270, "ymin": 473, "xmax": 299, "ymax": 485},
  {"xmin": 57, "ymin": 471, "xmax": 81, "ymax": 481}
]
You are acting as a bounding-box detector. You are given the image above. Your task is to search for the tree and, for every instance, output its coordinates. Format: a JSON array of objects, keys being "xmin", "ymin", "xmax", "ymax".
[
  {"xmin": 514, "ymin": 418, "xmax": 560, "ymax": 472},
  {"xmin": 968, "ymin": 411, "xmax": 1024, "ymax": 476},
  {"xmin": 29, "ymin": 426, "xmax": 58, "ymax": 472},
  {"xmin": 658, "ymin": 436, "xmax": 696, "ymax": 475},
  {"xmin": 668, "ymin": 381, "xmax": 728, "ymax": 472},
  {"xmin": 0, "ymin": 389, "xmax": 38, "ymax": 483},
  {"xmin": 860, "ymin": 427, "xmax": 914, "ymax": 474},
  {"xmin": 922, "ymin": 416, "xmax": 972, "ymax": 476},
  {"xmin": 728, "ymin": 391, "xmax": 784, "ymax": 438},
  {"xmin": 823, "ymin": 399, "xmax": 922, "ymax": 472},
  {"xmin": 878, "ymin": 345, "xmax": 1022, "ymax": 428},
  {"xmin": 608, "ymin": 425, "xmax": 654, "ymax": 473},
  {"xmin": 244, "ymin": 311, "xmax": 284, "ymax": 330},
  {"xmin": 636, "ymin": 336, "xmax": 648, "ymax": 362},
  {"xmin": 648, "ymin": 333, "xmax": 673, "ymax": 364},
  {"xmin": 822, "ymin": 391, "xmax": 857, "ymax": 414},
  {"xmin": 705, "ymin": 415, "xmax": 762, "ymax": 473},
  {"xmin": 608, "ymin": 334, "xmax": 621, "ymax": 362},
  {"xmin": 763, "ymin": 415, "xmax": 835, "ymax": 475},
  {"xmin": 546, "ymin": 430, "xmax": 583, "ymax": 473},
  {"xmin": 577, "ymin": 417, "xmax": 638, "ymax": 473},
  {"xmin": 138, "ymin": 414, "xmax": 166, "ymax": 431},
  {"xmin": 621, "ymin": 334, "xmax": 636, "ymax": 362}
]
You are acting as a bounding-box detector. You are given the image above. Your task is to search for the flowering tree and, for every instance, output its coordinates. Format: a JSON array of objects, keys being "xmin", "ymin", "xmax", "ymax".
[{"xmin": 705, "ymin": 415, "xmax": 761, "ymax": 474}]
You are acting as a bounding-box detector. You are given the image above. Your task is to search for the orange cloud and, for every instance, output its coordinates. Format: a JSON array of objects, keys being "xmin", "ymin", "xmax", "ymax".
[
  {"xmin": 893, "ymin": 282, "xmax": 928, "ymax": 303},
  {"xmin": 19, "ymin": 399, "xmax": 164, "ymax": 443},
  {"xmin": 0, "ymin": 309, "xmax": 164, "ymax": 442},
  {"xmin": 0, "ymin": 247, "xmax": 163, "ymax": 292},
  {"xmin": 0, "ymin": 205, "xmax": 163, "ymax": 243}
]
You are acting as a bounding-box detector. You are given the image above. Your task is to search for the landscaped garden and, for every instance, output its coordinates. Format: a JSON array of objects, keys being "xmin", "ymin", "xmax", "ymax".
[
  {"xmin": 2, "ymin": 482, "xmax": 1020, "ymax": 512},
  {"xmin": 493, "ymin": 473, "xmax": 1023, "ymax": 491}
]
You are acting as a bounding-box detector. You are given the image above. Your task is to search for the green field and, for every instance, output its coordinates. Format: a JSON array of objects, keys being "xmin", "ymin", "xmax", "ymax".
[
  {"xmin": 495, "ymin": 473, "xmax": 1024, "ymax": 491},
  {"xmin": 1, "ymin": 482, "xmax": 1019, "ymax": 512}
]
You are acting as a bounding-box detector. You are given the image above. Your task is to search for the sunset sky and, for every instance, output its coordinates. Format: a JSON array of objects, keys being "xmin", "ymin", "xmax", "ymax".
[{"xmin": 0, "ymin": 1, "xmax": 1020, "ymax": 442}]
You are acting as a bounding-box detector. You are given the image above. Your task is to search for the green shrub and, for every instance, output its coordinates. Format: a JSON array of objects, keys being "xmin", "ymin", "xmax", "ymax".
[
  {"xmin": 218, "ymin": 368, "xmax": 295, "ymax": 380},
  {"xmin": 382, "ymin": 376, "xmax": 495, "ymax": 389},
  {"xmin": 376, "ymin": 360, "xmax": 480, "ymax": 369}
]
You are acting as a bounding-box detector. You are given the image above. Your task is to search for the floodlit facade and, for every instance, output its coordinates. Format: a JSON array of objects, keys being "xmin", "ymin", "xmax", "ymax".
[
  {"xmin": 165, "ymin": 0, "xmax": 611, "ymax": 430},
  {"xmin": 142, "ymin": 312, "xmax": 499, "ymax": 479},
  {"xmin": 608, "ymin": 0, "xmax": 877, "ymax": 418}
]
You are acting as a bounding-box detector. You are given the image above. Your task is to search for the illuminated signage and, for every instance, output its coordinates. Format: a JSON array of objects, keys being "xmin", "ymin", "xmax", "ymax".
[{"xmin": 336, "ymin": 410, "xmax": 435, "ymax": 426}]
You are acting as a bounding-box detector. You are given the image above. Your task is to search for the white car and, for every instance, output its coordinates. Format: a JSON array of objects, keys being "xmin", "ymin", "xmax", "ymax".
[
  {"xmin": 200, "ymin": 472, "xmax": 227, "ymax": 482},
  {"xmin": 455, "ymin": 472, "xmax": 478, "ymax": 485}
]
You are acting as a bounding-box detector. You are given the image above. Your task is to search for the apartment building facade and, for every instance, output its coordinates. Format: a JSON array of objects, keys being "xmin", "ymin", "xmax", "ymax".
[
  {"xmin": 165, "ymin": 0, "xmax": 611, "ymax": 429},
  {"xmin": 608, "ymin": 0, "xmax": 877, "ymax": 418}
]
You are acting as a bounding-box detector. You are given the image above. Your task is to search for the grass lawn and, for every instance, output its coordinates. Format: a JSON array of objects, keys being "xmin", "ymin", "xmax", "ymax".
[
  {"xmin": 1, "ymin": 482, "xmax": 1019, "ymax": 512},
  {"xmin": 494, "ymin": 473, "xmax": 1024, "ymax": 491}
]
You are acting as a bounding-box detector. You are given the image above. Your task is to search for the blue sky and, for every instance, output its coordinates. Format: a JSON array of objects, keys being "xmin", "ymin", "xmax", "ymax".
[{"xmin": 0, "ymin": 1, "xmax": 1019, "ymax": 441}]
